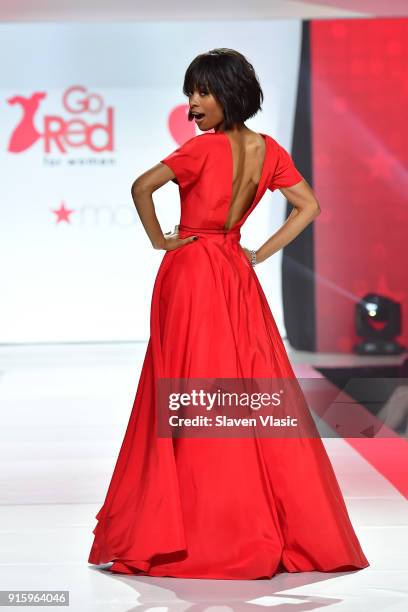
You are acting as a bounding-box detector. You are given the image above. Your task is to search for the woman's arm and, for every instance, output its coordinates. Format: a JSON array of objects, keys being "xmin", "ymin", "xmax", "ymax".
[
  {"xmin": 255, "ymin": 178, "xmax": 321, "ymax": 264},
  {"xmin": 131, "ymin": 163, "xmax": 197, "ymax": 250}
]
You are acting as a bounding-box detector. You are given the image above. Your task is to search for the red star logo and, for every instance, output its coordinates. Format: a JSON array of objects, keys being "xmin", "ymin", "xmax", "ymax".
[{"xmin": 52, "ymin": 201, "xmax": 74, "ymax": 224}]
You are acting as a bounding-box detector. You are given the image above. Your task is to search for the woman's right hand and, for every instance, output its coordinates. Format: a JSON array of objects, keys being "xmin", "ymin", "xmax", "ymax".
[{"xmin": 160, "ymin": 226, "xmax": 198, "ymax": 251}]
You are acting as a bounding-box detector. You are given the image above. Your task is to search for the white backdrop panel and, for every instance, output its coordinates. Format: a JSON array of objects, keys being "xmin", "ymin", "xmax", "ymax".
[{"xmin": 0, "ymin": 21, "xmax": 301, "ymax": 342}]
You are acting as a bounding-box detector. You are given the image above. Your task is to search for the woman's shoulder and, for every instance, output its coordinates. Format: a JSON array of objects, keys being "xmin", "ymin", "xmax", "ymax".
[
  {"xmin": 178, "ymin": 132, "xmax": 217, "ymax": 150},
  {"xmin": 174, "ymin": 131, "xmax": 286, "ymax": 157},
  {"xmin": 160, "ymin": 133, "xmax": 216, "ymax": 188},
  {"xmin": 263, "ymin": 133, "xmax": 292, "ymax": 154},
  {"xmin": 262, "ymin": 133, "xmax": 281, "ymax": 149}
]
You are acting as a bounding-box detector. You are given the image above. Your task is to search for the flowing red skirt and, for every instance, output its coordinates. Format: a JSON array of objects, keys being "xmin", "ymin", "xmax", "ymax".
[{"xmin": 88, "ymin": 229, "xmax": 369, "ymax": 579}]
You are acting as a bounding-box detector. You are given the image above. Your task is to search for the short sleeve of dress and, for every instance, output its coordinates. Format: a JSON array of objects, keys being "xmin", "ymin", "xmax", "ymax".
[
  {"xmin": 160, "ymin": 135, "xmax": 207, "ymax": 189},
  {"xmin": 268, "ymin": 141, "xmax": 304, "ymax": 192}
]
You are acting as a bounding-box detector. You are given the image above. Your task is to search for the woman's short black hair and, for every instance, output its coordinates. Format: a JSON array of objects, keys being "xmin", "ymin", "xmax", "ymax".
[{"xmin": 183, "ymin": 48, "xmax": 264, "ymax": 130}]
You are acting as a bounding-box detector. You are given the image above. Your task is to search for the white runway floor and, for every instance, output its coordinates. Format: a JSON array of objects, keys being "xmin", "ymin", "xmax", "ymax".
[{"xmin": 0, "ymin": 343, "xmax": 407, "ymax": 611}]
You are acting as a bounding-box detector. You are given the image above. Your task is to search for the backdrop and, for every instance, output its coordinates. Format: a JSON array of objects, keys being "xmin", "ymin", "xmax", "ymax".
[{"xmin": 1, "ymin": 21, "xmax": 301, "ymax": 343}]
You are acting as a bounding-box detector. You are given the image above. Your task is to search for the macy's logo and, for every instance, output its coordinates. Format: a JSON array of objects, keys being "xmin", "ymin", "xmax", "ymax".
[{"xmin": 6, "ymin": 85, "xmax": 114, "ymax": 154}]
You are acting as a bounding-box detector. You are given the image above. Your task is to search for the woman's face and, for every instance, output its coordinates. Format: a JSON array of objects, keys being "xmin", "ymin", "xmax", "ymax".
[{"xmin": 188, "ymin": 86, "xmax": 225, "ymax": 132}]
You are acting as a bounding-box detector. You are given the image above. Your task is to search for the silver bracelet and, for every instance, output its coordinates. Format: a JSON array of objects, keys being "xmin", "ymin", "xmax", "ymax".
[{"xmin": 250, "ymin": 249, "xmax": 257, "ymax": 267}]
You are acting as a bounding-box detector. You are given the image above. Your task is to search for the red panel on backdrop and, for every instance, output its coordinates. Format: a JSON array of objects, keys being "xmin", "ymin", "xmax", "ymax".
[{"xmin": 311, "ymin": 18, "xmax": 408, "ymax": 352}]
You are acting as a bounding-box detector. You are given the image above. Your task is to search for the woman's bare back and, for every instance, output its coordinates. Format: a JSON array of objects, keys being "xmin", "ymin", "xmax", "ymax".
[{"xmin": 222, "ymin": 129, "xmax": 267, "ymax": 230}]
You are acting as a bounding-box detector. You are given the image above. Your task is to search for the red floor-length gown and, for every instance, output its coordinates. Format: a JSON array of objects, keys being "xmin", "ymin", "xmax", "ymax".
[{"xmin": 88, "ymin": 131, "xmax": 370, "ymax": 579}]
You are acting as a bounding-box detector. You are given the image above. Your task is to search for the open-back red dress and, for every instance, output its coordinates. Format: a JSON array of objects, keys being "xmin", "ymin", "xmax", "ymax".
[{"xmin": 88, "ymin": 132, "xmax": 370, "ymax": 579}]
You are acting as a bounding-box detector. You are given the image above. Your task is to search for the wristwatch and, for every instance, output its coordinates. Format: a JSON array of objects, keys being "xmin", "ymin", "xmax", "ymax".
[{"xmin": 250, "ymin": 249, "xmax": 257, "ymax": 267}]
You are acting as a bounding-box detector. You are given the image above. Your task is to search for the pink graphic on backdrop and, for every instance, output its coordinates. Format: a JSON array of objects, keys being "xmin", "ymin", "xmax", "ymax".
[
  {"xmin": 167, "ymin": 104, "xmax": 197, "ymax": 145},
  {"xmin": 51, "ymin": 202, "xmax": 75, "ymax": 224},
  {"xmin": 7, "ymin": 92, "xmax": 46, "ymax": 152},
  {"xmin": 6, "ymin": 86, "xmax": 114, "ymax": 154}
]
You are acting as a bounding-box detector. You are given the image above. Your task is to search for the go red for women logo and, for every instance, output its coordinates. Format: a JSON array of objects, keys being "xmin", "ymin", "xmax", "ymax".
[{"xmin": 6, "ymin": 85, "xmax": 114, "ymax": 154}]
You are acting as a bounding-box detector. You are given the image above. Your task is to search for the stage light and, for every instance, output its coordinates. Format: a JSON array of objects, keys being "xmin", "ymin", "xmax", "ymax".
[{"xmin": 353, "ymin": 293, "xmax": 406, "ymax": 355}]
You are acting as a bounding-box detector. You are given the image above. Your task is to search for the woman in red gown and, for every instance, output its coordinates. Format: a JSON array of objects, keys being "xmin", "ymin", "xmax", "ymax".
[{"xmin": 88, "ymin": 48, "xmax": 370, "ymax": 579}]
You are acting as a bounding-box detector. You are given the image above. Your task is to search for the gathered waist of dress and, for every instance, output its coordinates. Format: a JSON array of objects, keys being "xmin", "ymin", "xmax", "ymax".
[{"xmin": 177, "ymin": 224, "xmax": 241, "ymax": 238}]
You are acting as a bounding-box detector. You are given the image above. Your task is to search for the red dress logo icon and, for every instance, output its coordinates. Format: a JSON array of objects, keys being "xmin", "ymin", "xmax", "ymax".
[{"xmin": 7, "ymin": 92, "xmax": 46, "ymax": 152}]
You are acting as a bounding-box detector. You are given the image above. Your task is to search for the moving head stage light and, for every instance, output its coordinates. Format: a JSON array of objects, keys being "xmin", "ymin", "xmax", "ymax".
[{"xmin": 353, "ymin": 293, "xmax": 405, "ymax": 355}]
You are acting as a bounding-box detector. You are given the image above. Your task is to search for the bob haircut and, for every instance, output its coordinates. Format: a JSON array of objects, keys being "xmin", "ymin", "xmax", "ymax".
[{"xmin": 183, "ymin": 48, "xmax": 264, "ymax": 131}]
